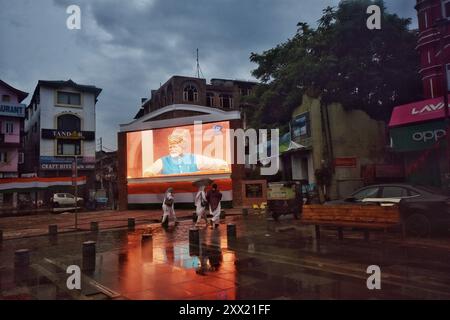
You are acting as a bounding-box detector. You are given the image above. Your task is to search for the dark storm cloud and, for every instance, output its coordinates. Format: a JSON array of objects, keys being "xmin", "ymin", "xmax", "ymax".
[{"xmin": 1, "ymin": 0, "xmax": 416, "ymax": 149}]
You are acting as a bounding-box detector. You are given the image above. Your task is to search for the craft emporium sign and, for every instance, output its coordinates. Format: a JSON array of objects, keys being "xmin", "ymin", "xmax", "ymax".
[
  {"xmin": 41, "ymin": 129, "xmax": 95, "ymax": 140},
  {"xmin": 0, "ymin": 103, "xmax": 25, "ymax": 118},
  {"xmin": 40, "ymin": 156, "xmax": 95, "ymax": 171}
]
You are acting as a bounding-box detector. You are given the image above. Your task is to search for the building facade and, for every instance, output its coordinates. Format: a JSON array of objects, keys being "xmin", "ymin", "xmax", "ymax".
[
  {"xmin": 134, "ymin": 76, "xmax": 256, "ymax": 119},
  {"xmin": 416, "ymin": 0, "xmax": 450, "ymax": 98},
  {"xmin": 280, "ymin": 95, "xmax": 387, "ymax": 201},
  {"xmin": 22, "ymin": 80, "xmax": 102, "ymax": 203},
  {"xmin": 0, "ymin": 80, "xmax": 28, "ymax": 208},
  {"xmin": 386, "ymin": 1, "xmax": 450, "ymax": 189}
]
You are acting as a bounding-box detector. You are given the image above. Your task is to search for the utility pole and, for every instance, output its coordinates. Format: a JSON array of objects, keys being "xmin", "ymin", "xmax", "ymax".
[
  {"xmin": 72, "ymin": 156, "xmax": 78, "ymax": 230},
  {"xmin": 99, "ymin": 137, "xmax": 104, "ymax": 189}
]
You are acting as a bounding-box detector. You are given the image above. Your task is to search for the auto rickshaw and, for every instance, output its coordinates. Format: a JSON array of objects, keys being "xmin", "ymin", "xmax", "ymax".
[{"xmin": 267, "ymin": 181, "xmax": 303, "ymax": 221}]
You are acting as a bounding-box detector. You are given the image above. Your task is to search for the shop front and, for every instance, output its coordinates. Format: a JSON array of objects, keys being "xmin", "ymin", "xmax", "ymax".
[{"xmin": 389, "ymin": 97, "xmax": 450, "ymax": 188}]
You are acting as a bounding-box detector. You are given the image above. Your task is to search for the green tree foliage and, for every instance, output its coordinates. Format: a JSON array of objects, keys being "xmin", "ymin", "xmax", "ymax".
[{"xmin": 247, "ymin": 0, "xmax": 422, "ymax": 129}]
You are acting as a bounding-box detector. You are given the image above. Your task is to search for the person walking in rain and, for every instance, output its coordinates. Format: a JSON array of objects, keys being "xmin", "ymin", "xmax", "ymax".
[
  {"xmin": 194, "ymin": 185, "xmax": 208, "ymax": 227},
  {"xmin": 162, "ymin": 187, "xmax": 178, "ymax": 228},
  {"xmin": 206, "ymin": 184, "xmax": 222, "ymax": 229}
]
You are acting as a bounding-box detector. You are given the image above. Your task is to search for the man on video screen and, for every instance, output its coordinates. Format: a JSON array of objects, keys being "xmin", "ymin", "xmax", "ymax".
[{"xmin": 144, "ymin": 128, "xmax": 229, "ymax": 176}]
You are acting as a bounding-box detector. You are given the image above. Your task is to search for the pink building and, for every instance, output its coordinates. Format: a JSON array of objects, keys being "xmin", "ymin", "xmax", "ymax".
[
  {"xmin": 416, "ymin": 0, "xmax": 450, "ymax": 98},
  {"xmin": 0, "ymin": 80, "xmax": 28, "ymax": 178}
]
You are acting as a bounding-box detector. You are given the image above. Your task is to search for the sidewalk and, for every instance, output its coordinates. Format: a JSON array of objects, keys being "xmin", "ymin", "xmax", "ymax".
[{"xmin": 0, "ymin": 208, "xmax": 241, "ymax": 240}]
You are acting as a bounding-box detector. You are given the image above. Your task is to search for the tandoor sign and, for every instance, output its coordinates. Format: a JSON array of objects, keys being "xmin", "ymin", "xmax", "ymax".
[
  {"xmin": 41, "ymin": 129, "xmax": 95, "ymax": 141},
  {"xmin": 390, "ymin": 120, "xmax": 447, "ymax": 152}
]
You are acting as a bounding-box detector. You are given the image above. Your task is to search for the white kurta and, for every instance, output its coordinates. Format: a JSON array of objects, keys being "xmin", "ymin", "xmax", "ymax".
[
  {"xmin": 210, "ymin": 202, "xmax": 221, "ymax": 224},
  {"xmin": 195, "ymin": 191, "xmax": 208, "ymax": 224},
  {"xmin": 162, "ymin": 192, "xmax": 176, "ymax": 222}
]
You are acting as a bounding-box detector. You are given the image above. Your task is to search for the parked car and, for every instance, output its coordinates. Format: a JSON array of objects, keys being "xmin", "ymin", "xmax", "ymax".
[
  {"xmin": 326, "ymin": 184, "xmax": 450, "ymax": 237},
  {"xmin": 50, "ymin": 193, "xmax": 84, "ymax": 208}
]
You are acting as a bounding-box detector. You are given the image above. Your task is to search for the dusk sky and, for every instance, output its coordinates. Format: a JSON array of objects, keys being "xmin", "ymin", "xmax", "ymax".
[{"xmin": 0, "ymin": 0, "xmax": 417, "ymax": 149}]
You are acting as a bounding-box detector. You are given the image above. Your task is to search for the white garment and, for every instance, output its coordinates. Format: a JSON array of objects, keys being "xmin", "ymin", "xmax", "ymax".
[
  {"xmin": 195, "ymin": 191, "xmax": 208, "ymax": 224},
  {"xmin": 210, "ymin": 202, "xmax": 221, "ymax": 224},
  {"xmin": 162, "ymin": 192, "xmax": 176, "ymax": 223}
]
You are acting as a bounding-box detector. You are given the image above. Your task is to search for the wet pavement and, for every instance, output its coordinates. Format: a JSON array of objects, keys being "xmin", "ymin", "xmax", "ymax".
[{"xmin": 1, "ymin": 212, "xmax": 450, "ymax": 300}]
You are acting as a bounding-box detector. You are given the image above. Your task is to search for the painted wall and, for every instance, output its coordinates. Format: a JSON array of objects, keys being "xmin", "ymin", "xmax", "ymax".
[{"xmin": 291, "ymin": 95, "xmax": 386, "ymax": 199}]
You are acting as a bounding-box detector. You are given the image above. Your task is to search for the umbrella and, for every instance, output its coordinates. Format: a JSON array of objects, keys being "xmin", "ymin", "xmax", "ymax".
[{"xmin": 192, "ymin": 178, "xmax": 214, "ymax": 187}]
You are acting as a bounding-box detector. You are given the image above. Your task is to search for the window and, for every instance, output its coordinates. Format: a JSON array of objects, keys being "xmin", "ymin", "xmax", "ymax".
[
  {"xmin": 1, "ymin": 95, "xmax": 11, "ymax": 102},
  {"xmin": 0, "ymin": 152, "xmax": 7, "ymax": 163},
  {"xmin": 219, "ymin": 94, "xmax": 233, "ymax": 109},
  {"xmin": 352, "ymin": 187, "xmax": 380, "ymax": 200},
  {"xmin": 206, "ymin": 92, "xmax": 215, "ymax": 107},
  {"xmin": 18, "ymin": 153, "xmax": 24, "ymax": 164},
  {"xmin": 240, "ymin": 88, "xmax": 252, "ymax": 96},
  {"xmin": 57, "ymin": 91, "xmax": 81, "ymax": 106},
  {"xmin": 183, "ymin": 85, "xmax": 198, "ymax": 102},
  {"xmin": 57, "ymin": 114, "xmax": 81, "ymax": 131},
  {"xmin": 57, "ymin": 140, "xmax": 81, "ymax": 155},
  {"xmin": 5, "ymin": 122, "xmax": 14, "ymax": 134},
  {"xmin": 443, "ymin": 0, "xmax": 450, "ymax": 18},
  {"xmin": 381, "ymin": 187, "xmax": 408, "ymax": 198}
]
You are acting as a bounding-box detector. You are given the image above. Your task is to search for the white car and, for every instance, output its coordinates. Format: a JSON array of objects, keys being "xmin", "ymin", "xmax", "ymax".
[{"xmin": 50, "ymin": 193, "xmax": 83, "ymax": 207}]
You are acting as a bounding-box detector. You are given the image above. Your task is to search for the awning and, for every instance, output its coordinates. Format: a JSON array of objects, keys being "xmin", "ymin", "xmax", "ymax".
[
  {"xmin": 0, "ymin": 176, "xmax": 86, "ymax": 192},
  {"xmin": 257, "ymin": 133, "xmax": 306, "ymax": 165},
  {"xmin": 389, "ymin": 95, "xmax": 450, "ymax": 128}
]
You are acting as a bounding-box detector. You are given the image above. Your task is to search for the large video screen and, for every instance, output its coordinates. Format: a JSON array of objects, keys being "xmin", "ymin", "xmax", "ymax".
[{"xmin": 127, "ymin": 121, "xmax": 232, "ymax": 178}]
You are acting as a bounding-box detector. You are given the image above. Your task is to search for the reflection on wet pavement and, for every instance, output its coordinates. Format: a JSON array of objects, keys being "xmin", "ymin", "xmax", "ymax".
[{"xmin": 1, "ymin": 214, "xmax": 450, "ymax": 300}]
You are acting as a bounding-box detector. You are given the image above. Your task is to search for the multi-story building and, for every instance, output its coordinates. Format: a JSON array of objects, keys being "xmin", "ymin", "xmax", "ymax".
[
  {"xmin": 22, "ymin": 79, "xmax": 102, "ymax": 203},
  {"xmin": 387, "ymin": 1, "xmax": 450, "ymax": 188},
  {"xmin": 0, "ymin": 80, "xmax": 28, "ymax": 208},
  {"xmin": 416, "ymin": 0, "xmax": 450, "ymax": 98},
  {"xmin": 134, "ymin": 76, "xmax": 256, "ymax": 119}
]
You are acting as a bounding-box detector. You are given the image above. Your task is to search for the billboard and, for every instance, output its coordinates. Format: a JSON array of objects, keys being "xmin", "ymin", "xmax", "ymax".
[{"xmin": 126, "ymin": 121, "xmax": 232, "ymax": 179}]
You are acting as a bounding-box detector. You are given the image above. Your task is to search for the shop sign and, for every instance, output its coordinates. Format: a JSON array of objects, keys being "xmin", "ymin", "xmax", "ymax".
[
  {"xmin": 0, "ymin": 103, "xmax": 25, "ymax": 118},
  {"xmin": 41, "ymin": 129, "xmax": 95, "ymax": 140},
  {"xmin": 390, "ymin": 120, "xmax": 447, "ymax": 152},
  {"xmin": 334, "ymin": 157, "xmax": 357, "ymax": 167}
]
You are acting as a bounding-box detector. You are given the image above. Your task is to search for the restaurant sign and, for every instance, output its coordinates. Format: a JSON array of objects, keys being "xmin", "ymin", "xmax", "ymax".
[
  {"xmin": 41, "ymin": 129, "xmax": 95, "ymax": 140},
  {"xmin": 0, "ymin": 103, "xmax": 25, "ymax": 118}
]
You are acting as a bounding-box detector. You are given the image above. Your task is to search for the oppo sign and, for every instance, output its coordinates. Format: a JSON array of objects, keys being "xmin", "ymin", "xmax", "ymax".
[{"xmin": 412, "ymin": 129, "xmax": 446, "ymax": 142}]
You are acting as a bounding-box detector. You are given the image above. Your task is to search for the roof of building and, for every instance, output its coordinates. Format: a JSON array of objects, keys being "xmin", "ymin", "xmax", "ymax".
[
  {"xmin": 37, "ymin": 79, "xmax": 102, "ymax": 98},
  {"xmin": 0, "ymin": 79, "xmax": 29, "ymax": 103}
]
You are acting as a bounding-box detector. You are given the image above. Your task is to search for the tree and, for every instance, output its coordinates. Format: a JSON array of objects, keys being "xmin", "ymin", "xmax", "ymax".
[{"xmin": 247, "ymin": 0, "xmax": 422, "ymax": 130}]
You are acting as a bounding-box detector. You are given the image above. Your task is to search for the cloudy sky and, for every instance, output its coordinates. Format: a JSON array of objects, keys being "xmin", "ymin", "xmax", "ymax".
[{"xmin": 0, "ymin": 0, "xmax": 416, "ymax": 150}]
